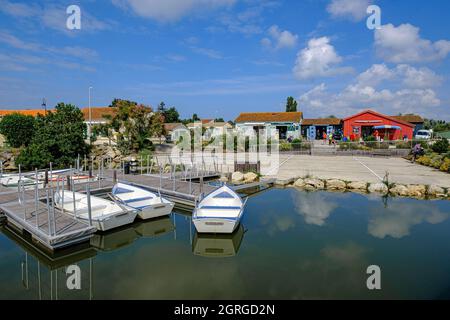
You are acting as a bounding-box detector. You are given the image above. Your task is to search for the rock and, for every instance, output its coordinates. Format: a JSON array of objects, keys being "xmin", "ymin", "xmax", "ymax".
[
  {"xmin": 326, "ymin": 179, "xmax": 346, "ymax": 190},
  {"xmin": 407, "ymin": 184, "xmax": 426, "ymax": 197},
  {"xmin": 390, "ymin": 184, "xmax": 409, "ymax": 196},
  {"xmin": 293, "ymin": 178, "xmax": 306, "ymax": 188},
  {"xmin": 428, "ymin": 185, "xmax": 445, "ymax": 197},
  {"xmin": 368, "ymin": 182, "xmax": 388, "ymax": 194},
  {"xmin": 304, "ymin": 178, "xmax": 325, "ymax": 190},
  {"xmin": 303, "ymin": 184, "xmax": 316, "ymax": 191},
  {"xmin": 231, "ymin": 172, "xmax": 244, "ymax": 182},
  {"xmin": 219, "ymin": 176, "xmax": 229, "ymax": 183},
  {"xmin": 243, "ymin": 172, "xmax": 258, "ymax": 183},
  {"xmin": 347, "ymin": 181, "xmax": 367, "ymax": 191}
]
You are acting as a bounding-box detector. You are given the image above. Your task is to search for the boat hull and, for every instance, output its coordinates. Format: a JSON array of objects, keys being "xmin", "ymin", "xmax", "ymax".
[
  {"xmin": 193, "ymin": 216, "xmax": 240, "ymax": 234},
  {"xmin": 77, "ymin": 210, "xmax": 137, "ymax": 232},
  {"xmin": 138, "ymin": 202, "xmax": 174, "ymax": 220}
]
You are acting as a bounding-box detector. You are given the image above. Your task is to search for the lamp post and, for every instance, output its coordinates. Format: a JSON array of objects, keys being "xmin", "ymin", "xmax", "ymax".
[{"xmin": 88, "ymin": 86, "xmax": 93, "ymax": 140}]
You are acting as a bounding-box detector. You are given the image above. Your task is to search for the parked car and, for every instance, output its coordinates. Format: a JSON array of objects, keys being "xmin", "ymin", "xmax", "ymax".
[{"xmin": 415, "ymin": 129, "xmax": 433, "ymax": 140}]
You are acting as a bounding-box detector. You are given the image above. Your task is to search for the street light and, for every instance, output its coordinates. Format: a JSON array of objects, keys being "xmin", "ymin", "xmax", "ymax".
[{"xmin": 88, "ymin": 86, "xmax": 93, "ymax": 140}]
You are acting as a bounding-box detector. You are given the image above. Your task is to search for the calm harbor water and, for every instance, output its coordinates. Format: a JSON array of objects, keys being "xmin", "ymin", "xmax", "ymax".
[{"xmin": 1, "ymin": 188, "xmax": 450, "ymax": 300}]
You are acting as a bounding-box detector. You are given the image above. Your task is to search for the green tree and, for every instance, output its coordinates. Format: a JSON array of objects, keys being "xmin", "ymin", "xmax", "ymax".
[
  {"xmin": 214, "ymin": 118, "xmax": 225, "ymax": 122},
  {"xmin": 157, "ymin": 101, "xmax": 166, "ymax": 113},
  {"xmin": 164, "ymin": 107, "xmax": 180, "ymax": 123},
  {"xmin": 285, "ymin": 96, "xmax": 298, "ymax": 112},
  {"xmin": 0, "ymin": 113, "xmax": 36, "ymax": 148},
  {"xmin": 151, "ymin": 112, "xmax": 166, "ymax": 144},
  {"xmin": 192, "ymin": 113, "xmax": 200, "ymax": 121},
  {"xmin": 108, "ymin": 99, "xmax": 157, "ymax": 153},
  {"xmin": 17, "ymin": 103, "xmax": 90, "ymax": 169}
]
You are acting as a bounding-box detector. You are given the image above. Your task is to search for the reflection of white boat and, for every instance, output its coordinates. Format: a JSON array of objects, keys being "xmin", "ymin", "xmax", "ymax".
[
  {"xmin": 90, "ymin": 226, "xmax": 140, "ymax": 252},
  {"xmin": 112, "ymin": 183, "xmax": 174, "ymax": 220},
  {"xmin": 192, "ymin": 185, "xmax": 247, "ymax": 234},
  {"xmin": 54, "ymin": 191, "xmax": 138, "ymax": 232},
  {"xmin": 134, "ymin": 216, "xmax": 175, "ymax": 237},
  {"xmin": 192, "ymin": 224, "xmax": 245, "ymax": 258}
]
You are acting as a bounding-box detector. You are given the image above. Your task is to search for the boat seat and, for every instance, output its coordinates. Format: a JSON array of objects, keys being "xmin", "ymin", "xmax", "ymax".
[
  {"xmin": 200, "ymin": 206, "xmax": 242, "ymax": 210},
  {"xmin": 122, "ymin": 196, "xmax": 154, "ymax": 203}
]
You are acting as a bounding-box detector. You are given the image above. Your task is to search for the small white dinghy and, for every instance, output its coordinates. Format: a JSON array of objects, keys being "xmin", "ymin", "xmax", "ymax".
[
  {"xmin": 192, "ymin": 185, "xmax": 247, "ymax": 234},
  {"xmin": 112, "ymin": 183, "xmax": 174, "ymax": 220},
  {"xmin": 54, "ymin": 191, "xmax": 138, "ymax": 232}
]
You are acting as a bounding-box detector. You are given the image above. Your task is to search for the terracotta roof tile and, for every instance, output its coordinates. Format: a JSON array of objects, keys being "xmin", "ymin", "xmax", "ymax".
[
  {"xmin": 0, "ymin": 109, "xmax": 47, "ymax": 117},
  {"xmin": 302, "ymin": 118, "xmax": 342, "ymax": 126},
  {"xmin": 81, "ymin": 107, "xmax": 117, "ymax": 121},
  {"xmin": 235, "ymin": 112, "xmax": 303, "ymax": 123},
  {"xmin": 391, "ymin": 114, "xmax": 424, "ymax": 124}
]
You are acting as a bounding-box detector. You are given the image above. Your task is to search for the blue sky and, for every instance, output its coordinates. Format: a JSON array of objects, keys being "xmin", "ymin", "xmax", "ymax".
[{"xmin": 0, "ymin": 0, "xmax": 449, "ymax": 120}]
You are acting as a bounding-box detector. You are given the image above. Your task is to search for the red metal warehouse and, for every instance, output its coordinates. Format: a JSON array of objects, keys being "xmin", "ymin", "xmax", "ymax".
[{"xmin": 343, "ymin": 110, "xmax": 415, "ymax": 141}]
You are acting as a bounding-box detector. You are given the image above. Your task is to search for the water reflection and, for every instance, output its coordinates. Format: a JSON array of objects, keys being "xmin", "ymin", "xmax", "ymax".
[
  {"xmin": 291, "ymin": 192, "xmax": 338, "ymax": 226},
  {"xmin": 0, "ymin": 224, "xmax": 96, "ymax": 300},
  {"xmin": 368, "ymin": 201, "xmax": 449, "ymax": 239},
  {"xmin": 91, "ymin": 216, "xmax": 175, "ymax": 251},
  {"xmin": 192, "ymin": 224, "xmax": 245, "ymax": 258}
]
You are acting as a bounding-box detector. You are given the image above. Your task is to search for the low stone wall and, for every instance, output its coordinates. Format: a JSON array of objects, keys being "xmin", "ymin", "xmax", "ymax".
[{"xmin": 275, "ymin": 176, "xmax": 448, "ymax": 200}]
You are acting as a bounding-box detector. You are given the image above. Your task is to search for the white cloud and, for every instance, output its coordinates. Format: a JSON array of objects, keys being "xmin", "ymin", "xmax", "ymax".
[
  {"xmin": 298, "ymin": 63, "xmax": 444, "ymax": 117},
  {"xmin": 189, "ymin": 46, "xmax": 223, "ymax": 59},
  {"xmin": 368, "ymin": 202, "xmax": 448, "ymax": 239},
  {"xmin": 0, "ymin": 0, "xmax": 37, "ymax": 17},
  {"xmin": 327, "ymin": 0, "xmax": 371, "ymax": 21},
  {"xmin": 375, "ymin": 23, "xmax": 450, "ymax": 63},
  {"xmin": 293, "ymin": 37, "xmax": 352, "ymax": 79},
  {"xmin": 292, "ymin": 192, "xmax": 338, "ymax": 226},
  {"xmin": 0, "ymin": 31, "xmax": 99, "ymax": 60},
  {"xmin": 112, "ymin": 0, "xmax": 236, "ymax": 22},
  {"xmin": 357, "ymin": 63, "xmax": 442, "ymax": 88},
  {"xmin": 261, "ymin": 25, "xmax": 298, "ymax": 50}
]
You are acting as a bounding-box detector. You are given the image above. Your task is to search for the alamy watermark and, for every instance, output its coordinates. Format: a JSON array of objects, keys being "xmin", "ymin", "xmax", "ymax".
[
  {"xmin": 66, "ymin": 264, "xmax": 81, "ymax": 290},
  {"xmin": 366, "ymin": 5, "xmax": 382, "ymax": 30},
  {"xmin": 66, "ymin": 5, "xmax": 81, "ymax": 30},
  {"xmin": 366, "ymin": 265, "xmax": 381, "ymax": 290},
  {"xmin": 170, "ymin": 124, "xmax": 281, "ymax": 175}
]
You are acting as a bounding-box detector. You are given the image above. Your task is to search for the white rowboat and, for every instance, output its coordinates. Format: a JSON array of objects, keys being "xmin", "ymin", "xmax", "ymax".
[
  {"xmin": 192, "ymin": 185, "xmax": 247, "ymax": 234},
  {"xmin": 54, "ymin": 191, "xmax": 138, "ymax": 232},
  {"xmin": 112, "ymin": 183, "xmax": 174, "ymax": 220}
]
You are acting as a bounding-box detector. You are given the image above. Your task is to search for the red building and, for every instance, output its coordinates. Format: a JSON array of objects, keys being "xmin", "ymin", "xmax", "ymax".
[{"xmin": 343, "ymin": 110, "xmax": 415, "ymax": 140}]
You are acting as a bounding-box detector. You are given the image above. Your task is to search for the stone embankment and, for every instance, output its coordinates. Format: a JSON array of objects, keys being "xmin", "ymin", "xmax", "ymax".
[{"xmin": 283, "ymin": 176, "xmax": 447, "ymax": 199}]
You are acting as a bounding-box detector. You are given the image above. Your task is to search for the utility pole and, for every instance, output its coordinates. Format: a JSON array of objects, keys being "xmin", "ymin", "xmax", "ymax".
[{"xmin": 42, "ymin": 98, "xmax": 47, "ymax": 114}]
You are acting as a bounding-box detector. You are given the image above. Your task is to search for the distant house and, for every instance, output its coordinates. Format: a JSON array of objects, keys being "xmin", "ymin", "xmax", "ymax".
[
  {"xmin": 186, "ymin": 121, "xmax": 233, "ymax": 140},
  {"xmin": 235, "ymin": 112, "xmax": 303, "ymax": 140},
  {"xmin": 81, "ymin": 106, "xmax": 117, "ymax": 126},
  {"xmin": 164, "ymin": 123, "xmax": 187, "ymax": 143},
  {"xmin": 301, "ymin": 118, "xmax": 343, "ymax": 140},
  {"xmin": 391, "ymin": 114, "xmax": 424, "ymax": 136},
  {"xmin": 0, "ymin": 109, "xmax": 47, "ymax": 119}
]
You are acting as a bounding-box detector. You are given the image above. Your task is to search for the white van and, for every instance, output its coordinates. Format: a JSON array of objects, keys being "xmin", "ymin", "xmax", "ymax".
[{"xmin": 415, "ymin": 129, "xmax": 433, "ymax": 140}]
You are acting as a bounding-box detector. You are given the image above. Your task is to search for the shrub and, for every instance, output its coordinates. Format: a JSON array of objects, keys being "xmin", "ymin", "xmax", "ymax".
[
  {"xmin": 280, "ymin": 142, "xmax": 293, "ymax": 151},
  {"xmin": 440, "ymin": 158, "xmax": 450, "ymax": 172},
  {"xmin": 431, "ymin": 138, "xmax": 449, "ymax": 154}
]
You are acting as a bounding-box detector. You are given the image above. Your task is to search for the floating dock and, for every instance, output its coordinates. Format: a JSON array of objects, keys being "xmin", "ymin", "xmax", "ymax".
[
  {"xmin": 0, "ymin": 166, "xmax": 275, "ymax": 251},
  {"xmin": 0, "ymin": 198, "xmax": 96, "ymax": 251}
]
